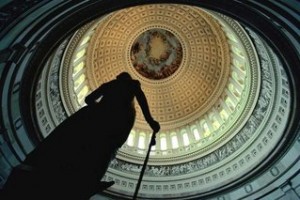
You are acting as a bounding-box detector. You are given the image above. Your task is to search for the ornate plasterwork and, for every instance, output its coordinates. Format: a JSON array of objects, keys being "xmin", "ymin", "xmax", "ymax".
[
  {"xmin": 36, "ymin": 4, "xmax": 259, "ymax": 163},
  {"xmin": 100, "ymin": 28, "xmax": 291, "ymax": 199},
  {"xmin": 107, "ymin": 31, "xmax": 272, "ymax": 176},
  {"xmin": 85, "ymin": 4, "xmax": 231, "ymax": 130},
  {"xmin": 60, "ymin": 20, "xmax": 99, "ymax": 113},
  {"xmin": 35, "ymin": 39, "xmax": 69, "ymax": 138},
  {"xmin": 118, "ymin": 11, "xmax": 259, "ymax": 162},
  {"xmin": 33, "ymin": 4, "xmax": 290, "ymax": 200},
  {"xmin": 45, "ymin": 4, "xmax": 256, "ymax": 162}
]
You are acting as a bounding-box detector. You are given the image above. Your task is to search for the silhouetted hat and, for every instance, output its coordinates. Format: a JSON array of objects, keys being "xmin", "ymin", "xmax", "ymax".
[{"xmin": 117, "ymin": 72, "xmax": 132, "ymax": 80}]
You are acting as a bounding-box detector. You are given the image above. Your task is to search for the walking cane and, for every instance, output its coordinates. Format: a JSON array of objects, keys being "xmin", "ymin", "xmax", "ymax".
[{"xmin": 133, "ymin": 131, "xmax": 157, "ymax": 200}]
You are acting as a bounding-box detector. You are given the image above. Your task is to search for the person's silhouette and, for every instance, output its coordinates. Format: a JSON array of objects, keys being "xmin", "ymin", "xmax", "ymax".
[{"xmin": 1, "ymin": 72, "xmax": 160, "ymax": 200}]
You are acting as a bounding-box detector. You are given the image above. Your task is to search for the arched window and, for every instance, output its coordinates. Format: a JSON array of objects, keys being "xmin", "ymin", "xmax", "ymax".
[
  {"xmin": 171, "ymin": 132, "xmax": 179, "ymax": 149},
  {"xmin": 193, "ymin": 128, "xmax": 200, "ymax": 141},
  {"xmin": 138, "ymin": 132, "xmax": 146, "ymax": 149},
  {"xmin": 80, "ymin": 36, "xmax": 91, "ymax": 45},
  {"xmin": 74, "ymin": 74, "xmax": 86, "ymax": 88},
  {"xmin": 74, "ymin": 49, "xmax": 86, "ymax": 62},
  {"xmin": 202, "ymin": 121, "xmax": 210, "ymax": 137},
  {"xmin": 77, "ymin": 86, "xmax": 89, "ymax": 104},
  {"xmin": 182, "ymin": 131, "xmax": 190, "ymax": 146},
  {"xmin": 160, "ymin": 133, "xmax": 167, "ymax": 150},
  {"xmin": 220, "ymin": 109, "xmax": 228, "ymax": 120},
  {"xmin": 232, "ymin": 71, "xmax": 244, "ymax": 85},
  {"xmin": 225, "ymin": 96, "xmax": 235, "ymax": 111},
  {"xmin": 73, "ymin": 61, "xmax": 84, "ymax": 77},
  {"xmin": 127, "ymin": 130, "xmax": 135, "ymax": 147}
]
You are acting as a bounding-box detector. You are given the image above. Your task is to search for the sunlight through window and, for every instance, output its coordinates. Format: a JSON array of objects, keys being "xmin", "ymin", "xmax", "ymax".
[
  {"xmin": 171, "ymin": 135, "xmax": 179, "ymax": 149},
  {"xmin": 138, "ymin": 133, "xmax": 145, "ymax": 149},
  {"xmin": 183, "ymin": 132, "xmax": 190, "ymax": 146},
  {"xmin": 193, "ymin": 128, "xmax": 200, "ymax": 140},
  {"xmin": 160, "ymin": 135, "xmax": 167, "ymax": 150},
  {"xmin": 127, "ymin": 130, "xmax": 135, "ymax": 147}
]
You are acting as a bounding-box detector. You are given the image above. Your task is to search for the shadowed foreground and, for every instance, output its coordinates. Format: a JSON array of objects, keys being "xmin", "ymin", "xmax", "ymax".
[{"xmin": 1, "ymin": 72, "xmax": 160, "ymax": 200}]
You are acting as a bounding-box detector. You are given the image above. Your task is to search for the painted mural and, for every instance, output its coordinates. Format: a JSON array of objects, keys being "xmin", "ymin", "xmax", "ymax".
[{"xmin": 131, "ymin": 28, "xmax": 183, "ymax": 80}]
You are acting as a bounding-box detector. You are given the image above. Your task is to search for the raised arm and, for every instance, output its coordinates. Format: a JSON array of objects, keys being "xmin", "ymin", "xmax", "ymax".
[{"xmin": 134, "ymin": 82, "xmax": 160, "ymax": 133}]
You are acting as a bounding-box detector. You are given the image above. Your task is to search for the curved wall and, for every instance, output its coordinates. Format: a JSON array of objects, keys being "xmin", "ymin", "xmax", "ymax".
[{"xmin": 0, "ymin": 1, "xmax": 299, "ymax": 199}]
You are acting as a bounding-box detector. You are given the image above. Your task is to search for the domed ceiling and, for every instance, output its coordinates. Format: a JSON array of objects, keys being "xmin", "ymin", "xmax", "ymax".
[
  {"xmin": 34, "ymin": 3, "xmax": 291, "ymax": 199},
  {"xmin": 59, "ymin": 4, "xmax": 258, "ymax": 160},
  {"xmin": 85, "ymin": 4, "xmax": 231, "ymax": 131}
]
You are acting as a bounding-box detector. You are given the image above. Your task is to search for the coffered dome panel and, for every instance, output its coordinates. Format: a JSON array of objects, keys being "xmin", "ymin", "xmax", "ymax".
[
  {"xmin": 55, "ymin": 4, "xmax": 258, "ymax": 162},
  {"xmin": 85, "ymin": 4, "xmax": 231, "ymax": 131}
]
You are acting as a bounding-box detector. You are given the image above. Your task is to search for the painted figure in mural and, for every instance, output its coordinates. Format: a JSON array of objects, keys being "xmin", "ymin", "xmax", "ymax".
[{"xmin": 1, "ymin": 72, "xmax": 160, "ymax": 200}]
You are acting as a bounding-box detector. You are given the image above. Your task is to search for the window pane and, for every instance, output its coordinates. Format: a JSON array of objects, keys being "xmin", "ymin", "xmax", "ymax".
[
  {"xmin": 80, "ymin": 36, "xmax": 90, "ymax": 45},
  {"xmin": 193, "ymin": 129, "xmax": 200, "ymax": 140},
  {"xmin": 74, "ymin": 49, "xmax": 86, "ymax": 62},
  {"xmin": 183, "ymin": 133, "xmax": 189, "ymax": 146},
  {"xmin": 127, "ymin": 132, "xmax": 134, "ymax": 147},
  {"xmin": 171, "ymin": 135, "xmax": 179, "ymax": 149},
  {"xmin": 138, "ymin": 135, "xmax": 145, "ymax": 149},
  {"xmin": 161, "ymin": 137, "xmax": 167, "ymax": 150}
]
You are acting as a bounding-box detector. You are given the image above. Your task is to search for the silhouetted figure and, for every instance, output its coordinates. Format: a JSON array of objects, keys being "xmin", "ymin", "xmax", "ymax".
[{"xmin": 1, "ymin": 72, "xmax": 160, "ymax": 200}]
